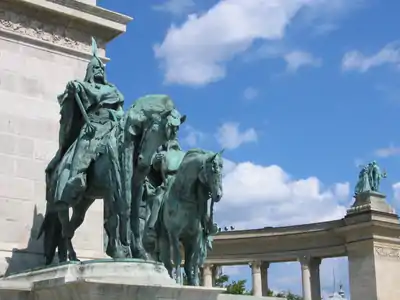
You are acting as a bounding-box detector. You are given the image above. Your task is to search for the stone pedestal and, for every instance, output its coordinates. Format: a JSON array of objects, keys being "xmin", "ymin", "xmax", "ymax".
[
  {"xmin": 345, "ymin": 192, "xmax": 400, "ymax": 300},
  {"xmin": 0, "ymin": 0, "xmax": 131, "ymax": 275},
  {"xmin": 347, "ymin": 191, "xmax": 396, "ymax": 216},
  {"xmin": 0, "ymin": 260, "xmax": 225, "ymax": 300}
]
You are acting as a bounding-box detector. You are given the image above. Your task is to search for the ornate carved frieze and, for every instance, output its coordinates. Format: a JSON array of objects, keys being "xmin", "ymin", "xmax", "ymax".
[
  {"xmin": 375, "ymin": 246, "xmax": 400, "ymax": 259},
  {"xmin": 0, "ymin": 8, "xmax": 101, "ymax": 53}
]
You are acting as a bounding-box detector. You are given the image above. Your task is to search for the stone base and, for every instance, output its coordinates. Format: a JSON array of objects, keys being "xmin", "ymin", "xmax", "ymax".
[
  {"xmin": 346, "ymin": 191, "xmax": 398, "ymax": 225},
  {"xmin": 0, "ymin": 260, "xmax": 225, "ymax": 300},
  {"xmin": 348, "ymin": 191, "xmax": 395, "ymax": 214}
]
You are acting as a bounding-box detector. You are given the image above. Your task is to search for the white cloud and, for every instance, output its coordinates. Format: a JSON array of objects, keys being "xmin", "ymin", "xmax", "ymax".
[
  {"xmin": 154, "ymin": 0, "xmax": 316, "ymax": 86},
  {"xmin": 393, "ymin": 182, "xmax": 400, "ymax": 204},
  {"xmin": 284, "ymin": 51, "xmax": 322, "ymax": 73},
  {"xmin": 216, "ymin": 122, "xmax": 257, "ymax": 150},
  {"xmin": 243, "ymin": 87, "xmax": 259, "ymax": 101},
  {"xmin": 152, "ymin": 0, "xmax": 195, "ymax": 16},
  {"xmin": 246, "ymin": 44, "xmax": 321, "ymax": 73},
  {"xmin": 216, "ymin": 161, "xmax": 349, "ymax": 229},
  {"xmin": 342, "ymin": 42, "xmax": 400, "ymax": 72},
  {"xmin": 374, "ymin": 144, "xmax": 400, "ymax": 158},
  {"xmin": 180, "ymin": 125, "xmax": 206, "ymax": 147},
  {"xmin": 154, "ymin": 0, "xmax": 359, "ymax": 86},
  {"xmin": 299, "ymin": 0, "xmax": 365, "ymax": 35}
]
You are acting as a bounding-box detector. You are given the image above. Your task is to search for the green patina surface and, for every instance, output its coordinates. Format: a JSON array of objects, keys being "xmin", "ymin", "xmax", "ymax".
[
  {"xmin": 354, "ymin": 160, "xmax": 387, "ymax": 196},
  {"xmin": 35, "ymin": 37, "xmax": 224, "ymax": 286}
]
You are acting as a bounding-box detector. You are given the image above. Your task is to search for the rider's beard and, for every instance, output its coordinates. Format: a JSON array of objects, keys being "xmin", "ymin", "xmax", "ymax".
[{"xmin": 93, "ymin": 72, "xmax": 105, "ymax": 84}]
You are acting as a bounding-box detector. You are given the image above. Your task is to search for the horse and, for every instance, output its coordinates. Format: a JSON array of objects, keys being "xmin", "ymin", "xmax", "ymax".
[
  {"xmin": 117, "ymin": 94, "xmax": 186, "ymax": 259},
  {"xmin": 157, "ymin": 149, "xmax": 224, "ymax": 285},
  {"xmin": 38, "ymin": 122, "xmax": 125, "ymax": 264},
  {"xmin": 38, "ymin": 94, "xmax": 185, "ymax": 264}
]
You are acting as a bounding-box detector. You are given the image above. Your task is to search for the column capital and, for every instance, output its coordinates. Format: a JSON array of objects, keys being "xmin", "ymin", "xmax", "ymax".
[
  {"xmin": 311, "ymin": 257, "xmax": 321, "ymax": 267},
  {"xmin": 298, "ymin": 255, "xmax": 321, "ymax": 269},
  {"xmin": 249, "ymin": 261, "xmax": 262, "ymax": 271},
  {"xmin": 203, "ymin": 264, "xmax": 213, "ymax": 275},
  {"xmin": 261, "ymin": 261, "xmax": 270, "ymax": 269},
  {"xmin": 249, "ymin": 261, "xmax": 262, "ymax": 275},
  {"xmin": 298, "ymin": 255, "xmax": 311, "ymax": 269}
]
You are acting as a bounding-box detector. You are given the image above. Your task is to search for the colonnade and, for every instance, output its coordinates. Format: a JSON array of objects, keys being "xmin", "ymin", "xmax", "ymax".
[{"xmin": 202, "ymin": 256, "xmax": 322, "ymax": 300}]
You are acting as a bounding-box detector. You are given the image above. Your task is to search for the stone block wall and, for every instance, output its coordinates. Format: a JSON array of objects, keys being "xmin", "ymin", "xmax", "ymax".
[
  {"xmin": 0, "ymin": 36, "xmax": 105, "ymax": 274},
  {"xmin": 0, "ymin": 0, "xmax": 131, "ymax": 275}
]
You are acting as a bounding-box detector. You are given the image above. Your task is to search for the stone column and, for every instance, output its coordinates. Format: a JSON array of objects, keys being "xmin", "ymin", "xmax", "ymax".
[
  {"xmin": 250, "ymin": 261, "xmax": 262, "ymax": 296},
  {"xmin": 299, "ymin": 256, "xmax": 312, "ymax": 300},
  {"xmin": 261, "ymin": 262, "xmax": 270, "ymax": 296},
  {"xmin": 310, "ymin": 258, "xmax": 321, "ymax": 300},
  {"xmin": 202, "ymin": 264, "xmax": 213, "ymax": 287},
  {"xmin": 212, "ymin": 265, "xmax": 220, "ymax": 287},
  {"xmin": 299, "ymin": 256, "xmax": 321, "ymax": 300}
]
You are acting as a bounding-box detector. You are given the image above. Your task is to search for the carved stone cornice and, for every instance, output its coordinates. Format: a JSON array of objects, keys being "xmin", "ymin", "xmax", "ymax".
[
  {"xmin": 0, "ymin": 0, "xmax": 132, "ymax": 57},
  {"xmin": 375, "ymin": 246, "xmax": 400, "ymax": 259},
  {"xmin": 0, "ymin": 8, "xmax": 95, "ymax": 53},
  {"xmin": 43, "ymin": 0, "xmax": 132, "ymax": 24}
]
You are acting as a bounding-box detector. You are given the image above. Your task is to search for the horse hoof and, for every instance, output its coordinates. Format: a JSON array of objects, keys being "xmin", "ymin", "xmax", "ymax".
[
  {"xmin": 138, "ymin": 251, "xmax": 151, "ymax": 261},
  {"xmin": 68, "ymin": 254, "xmax": 80, "ymax": 262}
]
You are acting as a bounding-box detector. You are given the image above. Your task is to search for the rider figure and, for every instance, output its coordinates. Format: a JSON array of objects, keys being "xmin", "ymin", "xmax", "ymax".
[
  {"xmin": 145, "ymin": 139, "xmax": 185, "ymax": 236},
  {"xmin": 46, "ymin": 38, "xmax": 124, "ymax": 238}
]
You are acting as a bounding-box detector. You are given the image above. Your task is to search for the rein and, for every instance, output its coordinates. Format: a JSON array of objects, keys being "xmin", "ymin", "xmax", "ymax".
[{"xmin": 198, "ymin": 158, "xmax": 215, "ymax": 234}]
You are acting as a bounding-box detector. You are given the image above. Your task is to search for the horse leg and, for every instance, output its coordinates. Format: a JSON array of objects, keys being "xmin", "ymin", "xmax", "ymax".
[
  {"xmin": 66, "ymin": 197, "xmax": 95, "ymax": 261},
  {"xmin": 104, "ymin": 194, "xmax": 126, "ymax": 259},
  {"xmin": 130, "ymin": 183, "xmax": 150, "ymax": 260},
  {"xmin": 169, "ymin": 232, "xmax": 182, "ymax": 284},
  {"xmin": 57, "ymin": 203, "xmax": 72, "ymax": 262},
  {"xmin": 159, "ymin": 231, "xmax": 173, "ymax": 278},
  {"xmin": 190, "ymin": 237, "xmax": 201, "ymax": 286},
  {"xmin": 193, "ymin": 264, "xmax": 200, "ymax": 286},
  {"xmin": 183, "ymin": 238, "xmax": 197, "ymax": 286}
]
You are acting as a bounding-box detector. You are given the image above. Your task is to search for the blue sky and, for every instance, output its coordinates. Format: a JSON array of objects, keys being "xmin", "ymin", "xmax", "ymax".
[{"xmin": 99, "ymin": 0, "xmax": 400, "ymax": 297}]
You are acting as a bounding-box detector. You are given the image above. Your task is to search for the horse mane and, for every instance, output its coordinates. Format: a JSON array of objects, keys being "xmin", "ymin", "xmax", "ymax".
[
  {"xmin": 171, "ymin": 149, "xmax": 209, "ymax": 192},
  {"xmin": 126, "ymin": 94, "xmax": 175, "ymax": 118},
  {"xmin": 183, "ymin": 148, "xmax": 211, "ymax": 160}
]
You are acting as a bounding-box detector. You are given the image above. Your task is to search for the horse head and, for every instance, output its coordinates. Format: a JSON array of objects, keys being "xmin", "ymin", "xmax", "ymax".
[
  {"xmin": 136, "ymin": 108, "xmax": 186, "ymax": 172},
  {"xmin": 202, "ymin": 149, "xmax": 224, "ymax": 203}
]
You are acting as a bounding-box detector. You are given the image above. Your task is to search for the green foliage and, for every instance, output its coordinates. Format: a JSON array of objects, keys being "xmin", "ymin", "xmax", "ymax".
[
  {"xmin": 215, "ymin": 274, "xmax": 229, "ymax": 287},
  {"xmin": 213, "ymin": 272, "xmax": 303, "ymax": 299},
  {"xmin": 225, "ymin": 279, "xmax": 250, "ymax": 295},
  {"xmin": 267, "ymin": 289, "xmax": 275, "ymax": 296},
  {"xmin": 214, "ymin": 273, "xmax": 251, "ymax": 295}
]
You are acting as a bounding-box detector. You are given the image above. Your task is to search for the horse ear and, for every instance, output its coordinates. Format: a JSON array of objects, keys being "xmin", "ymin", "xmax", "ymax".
[
  {"xmin": 218, "ymin": 148, "xmax": 225, "ymax": 156},
  {"xmin": 208, "ymin": 153, "xmax": 218, "ymax": 161},
  {"xmin": 180, "ymin": 115, "xmax": 187, "ymax": 124}
]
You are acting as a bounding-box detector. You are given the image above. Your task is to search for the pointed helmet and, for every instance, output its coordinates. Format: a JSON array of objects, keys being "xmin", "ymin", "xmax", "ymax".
[{"xmin": 84, "ymin": 37, "xmax": 106, "ymax": 83}]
